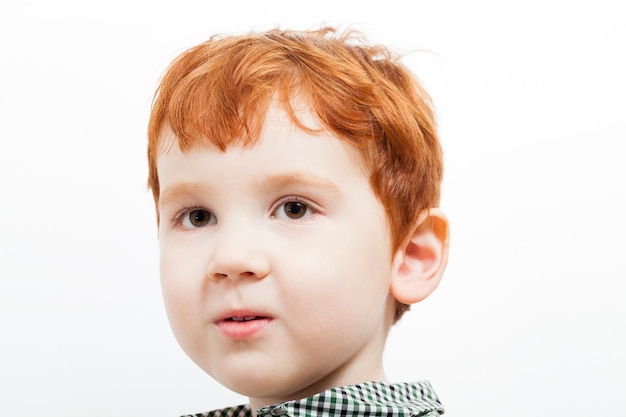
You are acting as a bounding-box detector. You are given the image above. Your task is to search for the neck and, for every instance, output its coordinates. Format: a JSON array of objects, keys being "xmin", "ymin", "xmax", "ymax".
[{"xmin": 248, "ymin": 365, "xmax": 387, "ymax": 412}]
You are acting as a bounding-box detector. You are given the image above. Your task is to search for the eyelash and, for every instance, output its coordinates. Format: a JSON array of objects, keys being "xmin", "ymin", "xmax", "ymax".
[
  {"xmin": 272, "ymin": 195, "xmax": 318, "ymax": 220},
  {"xmin": 170, "ymin": 205, "xmax": 210, "ymax": 227}
]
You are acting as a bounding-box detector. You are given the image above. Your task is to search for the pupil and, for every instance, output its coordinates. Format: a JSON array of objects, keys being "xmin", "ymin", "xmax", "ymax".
[
  {"xmin": 190, "ymin": 210, "xmax": 209, "ymax": 226},
  {"xmin": 285, "ymin": 202, "xmax": 306, "ymax": 219}
]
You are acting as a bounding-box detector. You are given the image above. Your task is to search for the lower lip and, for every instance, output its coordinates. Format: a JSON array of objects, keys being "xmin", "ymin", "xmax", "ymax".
[{"xmin": 215, "ymin": 318, "xmax": 273, "ymax": 339}]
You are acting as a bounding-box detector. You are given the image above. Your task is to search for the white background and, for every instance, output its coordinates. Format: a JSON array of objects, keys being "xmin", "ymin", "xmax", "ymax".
[{"xmin": 1, "ymin": 1, "xmax": 624, "ymax": 416}]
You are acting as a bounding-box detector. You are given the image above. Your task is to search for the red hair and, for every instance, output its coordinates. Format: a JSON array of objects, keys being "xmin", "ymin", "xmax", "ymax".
[{"xmin": 147, "ymin": 27, "xmax": 443, "ymax": 319}]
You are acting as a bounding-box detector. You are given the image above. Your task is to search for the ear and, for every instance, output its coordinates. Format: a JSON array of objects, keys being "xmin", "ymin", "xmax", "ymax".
[{"xmin": 390, "ymin": 208, "xmax": 450, "ymax": 304}]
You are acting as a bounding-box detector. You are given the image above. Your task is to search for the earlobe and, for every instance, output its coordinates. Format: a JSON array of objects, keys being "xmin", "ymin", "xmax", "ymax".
[{"xmin": 390, "ymin": 208, "xmax": 450, "ymax": 304}]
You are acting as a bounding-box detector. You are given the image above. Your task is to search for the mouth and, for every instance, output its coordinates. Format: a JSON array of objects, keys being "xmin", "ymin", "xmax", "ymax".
[
  {"xmin": 216, "ymin": 309, "xmax": 272, "ymax": 322},
  {"xmin": 226, "ymin": 316, "xmax": 268, "ymax": 322},
  {"xmin": 216, "ymin": 313, "xmax": 273, "ymax": 339}
]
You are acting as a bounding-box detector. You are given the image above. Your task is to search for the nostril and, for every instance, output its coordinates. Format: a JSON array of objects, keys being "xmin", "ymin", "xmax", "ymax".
[
  {"xmin": 211, "ymin": 272, "xmax": 228, "ymax": 281},
  {"xmin": 209, "ymin": 272, "xmax": 257, "ymax": 281}
]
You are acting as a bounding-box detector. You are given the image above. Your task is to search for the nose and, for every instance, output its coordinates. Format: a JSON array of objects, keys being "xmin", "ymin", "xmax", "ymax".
[{"xmin": 206, "ymin": 224, "xmax": 270, "ymax": 282}]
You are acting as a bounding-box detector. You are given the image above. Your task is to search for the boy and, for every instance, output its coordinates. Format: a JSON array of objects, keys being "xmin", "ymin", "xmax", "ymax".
[{"xmin": 147, "ymin": 27, "xmax": 450, "ymax": 417}]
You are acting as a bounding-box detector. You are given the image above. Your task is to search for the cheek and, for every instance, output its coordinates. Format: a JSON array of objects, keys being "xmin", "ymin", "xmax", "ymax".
[
  {"xmin": 159, "ymin": 237, "xmax": 206, "ymax": 290},
  {"xmin": 159, "ymin": 242, "xmax": 205, "ymax": 334},
  {"xmin": 159, "ymin": 254, "xmax": 212, "ymax": 370},
  {"xmin": 279, "ymin": 225, "xmax": 392, "ymax": 316}
]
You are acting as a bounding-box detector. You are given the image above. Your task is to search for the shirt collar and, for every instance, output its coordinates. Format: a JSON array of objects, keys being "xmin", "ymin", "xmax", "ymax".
[{"xmin": 190, "ymin": 381, "xmax": 444, "ymax": 417}]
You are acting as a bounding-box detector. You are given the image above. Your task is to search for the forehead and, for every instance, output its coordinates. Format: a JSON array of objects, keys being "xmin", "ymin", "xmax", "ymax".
[{"xmin": 156, "ymin": 102, "xmax": 369, "ymax": 181}]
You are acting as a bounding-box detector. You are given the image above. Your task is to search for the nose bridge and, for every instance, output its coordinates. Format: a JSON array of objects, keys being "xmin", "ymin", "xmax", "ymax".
[{"xmin": 207, "ymin": 217, "xmax": 269, "ymax": 281}]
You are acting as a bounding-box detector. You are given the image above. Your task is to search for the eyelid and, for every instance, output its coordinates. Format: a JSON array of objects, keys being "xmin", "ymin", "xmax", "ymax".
[
  {"xmin": 170, "ymin": 205, "xmax": 213, "ymax": 228},
  {"xmin": 272, "ymin": 195, "xmax": 321, "ymax": 219}
]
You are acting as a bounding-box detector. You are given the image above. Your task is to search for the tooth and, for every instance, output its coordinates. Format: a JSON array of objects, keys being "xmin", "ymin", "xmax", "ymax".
[
  {"xmin": 244, "ymin": 316, "xmax": 256, "ymax": 321},
  {"xmin": 232, "ymin": 317, "xmax": 244, "ymax": 322}
]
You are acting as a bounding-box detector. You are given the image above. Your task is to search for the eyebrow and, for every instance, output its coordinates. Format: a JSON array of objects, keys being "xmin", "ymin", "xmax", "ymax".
[
  {"xmin": 158, "ymin": 173, "xmax": 341, "ymax": 209},
  {"xmin": 158, "ymin": 182, "xmax": 210, "ymax": 209},
  {"xmin": 262, "ymin": 173, "xmax": 341, "ymax": 195}
]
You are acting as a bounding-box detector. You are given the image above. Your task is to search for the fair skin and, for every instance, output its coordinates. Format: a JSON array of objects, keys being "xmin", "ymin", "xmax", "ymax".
[{"xmin": 157, "ymin": 103, "xmax": 449, "ymax": 411}]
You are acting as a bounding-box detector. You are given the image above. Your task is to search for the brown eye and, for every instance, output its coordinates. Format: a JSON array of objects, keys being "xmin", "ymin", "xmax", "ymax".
[
  {"xmin": 183, "ymin": 209, "xmax": 215, "ymax": 228},
  {"xmin": 283, "ymin": 202, "xmax": 307, "ymax": 219}
]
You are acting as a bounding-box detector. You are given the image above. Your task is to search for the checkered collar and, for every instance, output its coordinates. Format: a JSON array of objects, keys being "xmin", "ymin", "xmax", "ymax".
[{"xmin": 183, "ymin": 381, "xmax": 444, "ymax": 417}]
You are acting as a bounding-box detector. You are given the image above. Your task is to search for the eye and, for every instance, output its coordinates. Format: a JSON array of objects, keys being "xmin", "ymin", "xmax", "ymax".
[
  {"xmin": 180, "ymin": 209, "xmax": 216, "ymax": 228},
  {"xmin": 272, "ymin": 197, "xmax": 316, "ymax": 220}
]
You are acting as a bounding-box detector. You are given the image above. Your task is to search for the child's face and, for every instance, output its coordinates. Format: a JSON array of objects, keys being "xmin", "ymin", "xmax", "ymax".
[{"xmin": 157, "ymin": 104, "xmax": 397, "ymax": 406}]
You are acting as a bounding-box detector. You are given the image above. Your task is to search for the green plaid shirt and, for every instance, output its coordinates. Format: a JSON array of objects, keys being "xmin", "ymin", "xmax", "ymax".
[{"xmin": 182, "ymin": 381, "xmax": 444, "ymax": 417}]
